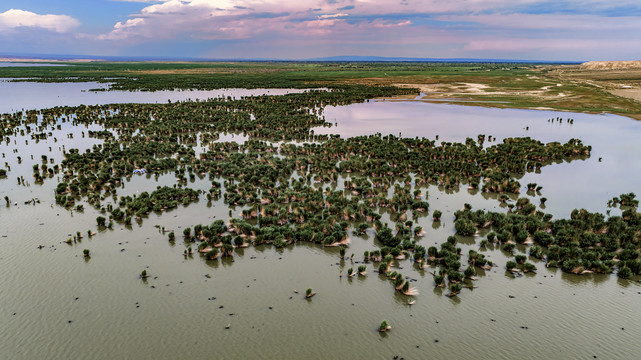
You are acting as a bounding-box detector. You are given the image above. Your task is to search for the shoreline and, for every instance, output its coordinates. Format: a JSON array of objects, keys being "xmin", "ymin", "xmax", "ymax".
[
  {"xmin": 378, "ymin": 95, "xmax": 641, "ymax": 121},
  {"xmin": 0, "ymin": 57, "xmax": 99, "ymax": 63}
]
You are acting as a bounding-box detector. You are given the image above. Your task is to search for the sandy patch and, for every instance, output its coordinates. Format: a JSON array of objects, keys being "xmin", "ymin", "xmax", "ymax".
[
  {"xmin": 609, "ymin": 89, "xmax": 641, "ymax": 102},
  {"xmin": 457, "ymin": 83, "xmax": 489, "ymax": 92}
]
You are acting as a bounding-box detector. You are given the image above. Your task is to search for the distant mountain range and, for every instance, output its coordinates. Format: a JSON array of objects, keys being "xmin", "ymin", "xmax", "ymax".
[
  {"xmin": 0, "ymin": 53, "xmax": 581, "ymax": 64},
  {"xmin": 305, "ymin": 55, "xmax": 580, "ymax": 63}
]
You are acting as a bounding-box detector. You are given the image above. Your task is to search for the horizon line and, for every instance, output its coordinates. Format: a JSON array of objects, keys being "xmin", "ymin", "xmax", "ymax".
[{"xmin": 0, "ymin": 53, "xmax": 585, "ymax": 64}]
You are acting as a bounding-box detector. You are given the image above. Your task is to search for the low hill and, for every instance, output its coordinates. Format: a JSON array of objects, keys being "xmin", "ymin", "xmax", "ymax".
[{"xmin": 581, "ymin": 61, "xmax": 641, "ymax": 70}]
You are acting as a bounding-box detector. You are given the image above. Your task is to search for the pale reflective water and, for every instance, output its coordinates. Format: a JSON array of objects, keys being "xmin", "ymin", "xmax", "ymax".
[
  {"xmin": 0, "ymin": 79, "xmax": 309, "ymax": 113},
  {"xmin": 320, "ymin": 100, "xmax": 641, "ymax": 216},
  {"xmin": 1, "ymin": 85, "xmax": 640, "ymax": 359},
  {"xmin": 0, "ymin": 62, "xmax": 70, "ymax": 67}
]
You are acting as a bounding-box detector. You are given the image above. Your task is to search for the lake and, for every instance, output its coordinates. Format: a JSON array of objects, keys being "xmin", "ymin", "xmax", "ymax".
[
  {"xmin": 0, "ymin": 62, "xmax": 71, "ymax": 67},
  {"xmin": 0, "ymin": 79, "xmax": 311, "ymax": 113},
  {"xmin": 1, "ymin": 82, "xmax": 640, "ymax": 359},
  {"xmin": 318, "ymin": 99, "xmax": 641, "ymax": 217}
]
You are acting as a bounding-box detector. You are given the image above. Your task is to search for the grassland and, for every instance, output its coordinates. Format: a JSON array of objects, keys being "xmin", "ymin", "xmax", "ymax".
[
  {"xmin": 547, "ymin": 63, "xmax": 641, "ymax": 116},
  {"xmin": 1, "ymin": 61, "xmax": 640, "ymax": 119}
]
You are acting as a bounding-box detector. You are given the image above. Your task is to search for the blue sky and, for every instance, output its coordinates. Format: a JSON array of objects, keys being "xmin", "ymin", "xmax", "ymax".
[{"xmin": 1, "ymin": 0, "xmax": 640, "ymax": 61}]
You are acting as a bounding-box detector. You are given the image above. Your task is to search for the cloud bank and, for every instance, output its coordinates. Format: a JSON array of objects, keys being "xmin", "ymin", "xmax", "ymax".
[
  {"xmin": 2, "ymin": 1, "xmax": 641, "ymax": 60},
  {"xmin": 0, "ymin": 9, "xmax": 80, "ymax": 33}
]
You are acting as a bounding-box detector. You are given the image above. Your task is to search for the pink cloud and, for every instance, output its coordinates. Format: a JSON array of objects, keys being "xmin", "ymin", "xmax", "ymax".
[
  {"xmin": 97, "ymin": 0, "xmax": 420, "ymax": 42},
  {"xmin": 374, "ymin": 20, "xmax": 412, "ymax": 28},
  {"xmin": 442, "ymin": 13, "xmax": 641, "ymax": 31},
  {"xmin": 318, "ymin": 13, "xmax": 349, "ymax": 19},
  {"xmin": 87, "ymin": 0, "xmax": 641, "ymax": 60},
  {"xmin": 465, "ymin": 38, "xmax": 641, "ymax": 52}
]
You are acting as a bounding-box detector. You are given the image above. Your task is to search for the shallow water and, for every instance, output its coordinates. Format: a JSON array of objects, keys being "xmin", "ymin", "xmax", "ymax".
[
  {"xmin": 1, "ymin": 86, "xmax": 640, "ymax": 359},
  {"xmin": 0, "ymin": 79, "xmax": 310, "ymax": 113},
  {"xmin": 0, "ymin": 62, "xmax": 70, "ymax": 67},
  {"xmin": 319, "ymin": 100, "xmax": 641, "ymax": 216}
]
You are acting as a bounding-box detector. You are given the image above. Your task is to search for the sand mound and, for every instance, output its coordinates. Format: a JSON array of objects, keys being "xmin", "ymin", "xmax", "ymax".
[{"xmin": 581, "ymin": 61, "xmax": 641, "ymax": 70}]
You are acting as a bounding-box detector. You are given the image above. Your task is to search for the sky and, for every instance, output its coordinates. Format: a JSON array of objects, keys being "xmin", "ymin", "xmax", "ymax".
[{"xmin": 0, "ymin": 0, "xmax": 640, "ymax": 61}]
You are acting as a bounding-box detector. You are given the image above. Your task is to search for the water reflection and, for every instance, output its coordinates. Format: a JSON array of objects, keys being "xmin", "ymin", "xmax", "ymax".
[
  {"xmin": 2, "ymin": 83, "xmax": 641, "ymax": 359},
  {"xmin": 0, "ymin": 62, "xmax": 70, "ymax": 67},
  {"xmin": 0, "ymin": 80, "xmax": 311, "ymax": 113},
  {"xmin": 318, "ymin": 100, "xmax": 641, "ymax": 216}
]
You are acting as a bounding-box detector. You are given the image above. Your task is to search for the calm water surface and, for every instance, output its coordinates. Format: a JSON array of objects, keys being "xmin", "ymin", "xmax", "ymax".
[
  {"xmin": 1, "ymin": 85, "xmax": 640, "ymax": 359},
  {"xmin": 0, "ymin": 62, "xmax": 70, "ymax": 67},
  {"xmin": 320, "ymin": 100, "xmax": 641, "ymax": 216},
  {"xmin": 0, "ymin": 79, "xmax": 309, "ymax": 113}
]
